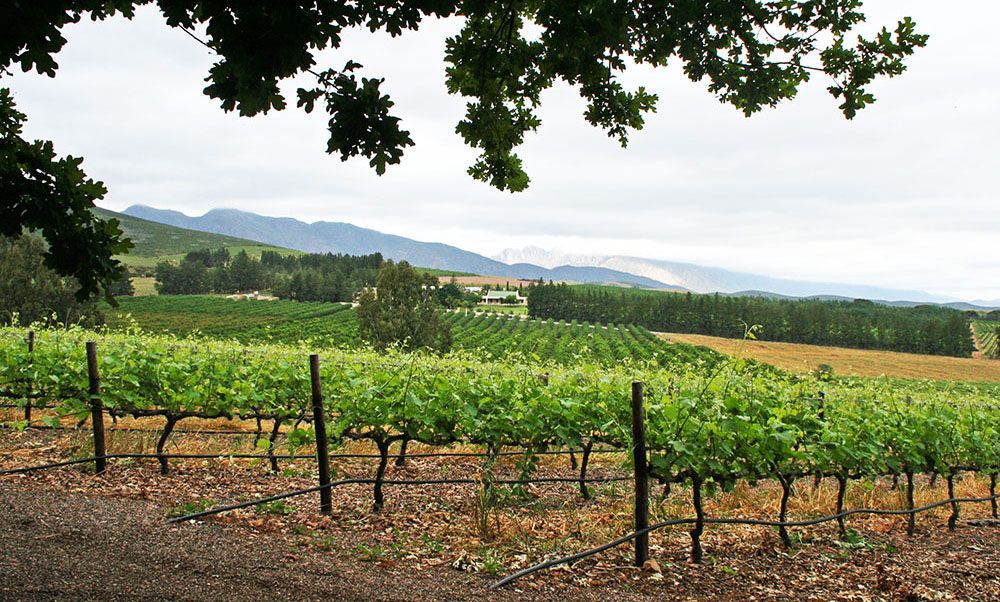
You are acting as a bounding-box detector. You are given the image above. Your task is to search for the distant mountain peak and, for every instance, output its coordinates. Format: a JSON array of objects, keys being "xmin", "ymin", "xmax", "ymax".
[
  {"xmin": 121, "ymin": 205, "xmax": 669, "ymax": 289},
  {"xmin": 489, "ymin": 246, "xmax": 954, "ymax": 304},
  {"xmin": 120, "ymin": 206, "xmax": 994, "ymax": 307}
]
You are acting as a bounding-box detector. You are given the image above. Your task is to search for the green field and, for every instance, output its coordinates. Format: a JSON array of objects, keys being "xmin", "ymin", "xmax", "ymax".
[
  {"xmin": 445, "ymin": 311, "xmax": 719, "ymax": 367},
  {"xmin": 108, "ymin": 296, "xmax": 357, "ymax": 345},
  {"xmin": 107, "ymin": 296, "xmax": 717, "ymax": 366},
  {"xmin": 973, "ymin": 321, "xmax": 999, "ymax": 358}
]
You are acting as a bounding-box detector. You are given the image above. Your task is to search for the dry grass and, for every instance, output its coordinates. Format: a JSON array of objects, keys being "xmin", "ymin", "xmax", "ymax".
[
  {"xmin": 130, "ymin": 276, "xmax": 158, "ymax": 296},
  {"xmin": 659, "ymin": 332, "xmax": 1000, "ymax": 383}
]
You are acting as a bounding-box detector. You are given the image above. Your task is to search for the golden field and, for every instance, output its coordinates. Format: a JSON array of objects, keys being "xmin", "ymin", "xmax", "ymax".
[{"xmin": 659, "ymin": 332, "xmax": 1000, "ymax": 383}]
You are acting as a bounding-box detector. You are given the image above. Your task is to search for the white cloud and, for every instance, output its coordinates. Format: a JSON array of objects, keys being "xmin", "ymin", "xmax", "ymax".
[{"xmin": 6, "ymin": 1, "xmax": 998, "ymax": 299}]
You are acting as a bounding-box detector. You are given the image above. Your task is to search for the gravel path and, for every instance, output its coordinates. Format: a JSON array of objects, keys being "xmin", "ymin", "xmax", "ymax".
[
  {"xmin": 4, "ymin": 479, "xmax": 1000, "ymax": 600},
  {"xmin": 0, "ymin": 483, "xmax": 590, "ymax": 602}
]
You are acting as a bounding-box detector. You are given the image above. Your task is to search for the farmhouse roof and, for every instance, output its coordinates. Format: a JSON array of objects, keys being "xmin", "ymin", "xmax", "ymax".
[{"xmin": 483, "ymin": 290, "xmax": 523, "ymax": 299}]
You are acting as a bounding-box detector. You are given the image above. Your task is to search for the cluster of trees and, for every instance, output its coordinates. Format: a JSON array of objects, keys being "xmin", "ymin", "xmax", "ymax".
[
  {"xmin": 154, "ymin": 248, "xmax": 381, "ymax": 301},
  {"xmin": 0, "ymin": 235, "xmax": 132, "ymax": 326},
  {"xmin": 433, "ymin": 280, "xmax": 481, "ymax": 309},
  {"xmin": 528, "ymin": 284, "xmax": 976, "ymax": 357},
  {"xmin": 357, "ymin": 261, "xmax": 451, "ymax": 353},
  {"xmin": 263, "ymin": 251, "xmax": 381, "ymax": 302},
  {"xmin": 155, "ymin": 248, "xmax": 268, "ymax": 295}
]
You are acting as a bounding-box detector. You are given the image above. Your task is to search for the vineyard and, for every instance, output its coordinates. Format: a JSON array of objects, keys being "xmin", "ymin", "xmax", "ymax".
[
  {"xmin": 443, "ymin": 311, "xmax": 718, "ymax": 367},
  {"xmin": 108, "ymin": 296, "xmax": 718, "ymax": 367},
  {"xmin": 108, "ymin": 295, "xmax": 358, "ymax": 345},
  {"xmin": 973, "ymin": 321, "xmax": 999, "ymax": 358},
  {"xmin": 2, "ymin": 325, "xmax": 999, "ymax": 586}
]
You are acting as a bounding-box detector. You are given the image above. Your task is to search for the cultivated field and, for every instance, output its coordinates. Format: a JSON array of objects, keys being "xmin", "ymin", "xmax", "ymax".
[
  {"xmin": 972, "ymin": 321, "xmax": 999, "ymax": 358},
  {"xmin": 108, "ymin": 295, "xmax": 358, "ymax": 344},
  {"xmin": 660, "ymin": 332, "xmax": 1000, "ymax": 383},
  {"xmin": 445, "ymin": 312, "xmax": 716, "ymax": 366},
  {"xmin": 108, "ymin": 296, "xmax": 716, "ymax": 366}
]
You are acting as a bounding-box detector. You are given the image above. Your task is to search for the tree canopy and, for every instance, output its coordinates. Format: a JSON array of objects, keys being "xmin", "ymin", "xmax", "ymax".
[
  {"xmin": 0, "ymin": 235, "xmax": 105, "ymax": 327},
  {"xmin": 357, "ymin": 260, "xmax": 452, "ymax": 352},
  {"xmin": 2, "ymin": 1, "xmax": 927, "ymax": 298}
]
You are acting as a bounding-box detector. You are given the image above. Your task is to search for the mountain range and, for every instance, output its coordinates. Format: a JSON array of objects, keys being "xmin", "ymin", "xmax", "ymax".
[
  {"xmin": 120, "ymin": 205, "xmax": 1000, "ymax": 309},
  {"xmin": 121, "ymin": 205, "xmax": 673, "ymax": 289},
  {"xmin": 493, "ymin": 247, "xmax": 983, "ymax": 305}
]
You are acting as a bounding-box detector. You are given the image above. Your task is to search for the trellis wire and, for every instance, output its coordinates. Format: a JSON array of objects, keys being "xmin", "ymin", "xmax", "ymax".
[
  {"xmin": 164, "ymin": 475, "xmax": 633, "ymax": 524},
  {"xmin": 490, "ymin": 491, "xmax": 1000, "ymax": 590}
]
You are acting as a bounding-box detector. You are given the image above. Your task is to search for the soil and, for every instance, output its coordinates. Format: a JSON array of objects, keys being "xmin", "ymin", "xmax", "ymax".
[{"xmin": 3, "ymin": 425, "xmax": 1000, "ymax": 601}]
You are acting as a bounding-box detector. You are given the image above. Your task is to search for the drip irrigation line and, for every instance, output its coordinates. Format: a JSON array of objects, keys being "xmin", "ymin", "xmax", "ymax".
[
  {"xmin": 369, "ymin": 448, "xmax": 621, "ymax": 459},
  {"xmin": 1, "ymin": 422, "xmax": 621, "ymax": 457},
  {"xmin": 2, "ymin": 450, "xmax": 632, "ymax": 482},
  {"xmin": 0, "ymin": 453, "xmax": 291, "ymax": 475},
  {"xmin": 490, "ymin": 492, "xmax": 1000, "ymax": 589},
  {"xmin": 0, "ymin": 423, "xmax": 284, "ymax": 436},
  {"xmin": 0, "ymin": 450, "xmax": 623, "ymax": 474},
  {"xmin": 0, "ymin": 455, "xmax": 117, "ymax": 475},
  {"xmin": 166, "ymin": 475, "xmax": 632, "ymax": 524}
]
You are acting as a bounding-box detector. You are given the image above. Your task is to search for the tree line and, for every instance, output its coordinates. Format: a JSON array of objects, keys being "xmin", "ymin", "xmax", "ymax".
[
  {"xmin": 0, "ymin": 235, "xmax": 133, "ymax": 327},
  {"xmin": 155, "ymin": 248, "xmax": 381, "ymax": 302},
  {"xmin": 527, "ymin": 284, "xmax": 976, "ymax": 357}
]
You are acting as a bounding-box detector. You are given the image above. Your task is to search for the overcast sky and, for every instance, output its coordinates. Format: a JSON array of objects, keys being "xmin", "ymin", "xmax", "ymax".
[{"xmin": 7, "ymin": 2, "xmax": 999, "ymax": 301}]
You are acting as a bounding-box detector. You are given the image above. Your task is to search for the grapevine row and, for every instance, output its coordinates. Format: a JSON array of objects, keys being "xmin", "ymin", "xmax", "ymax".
[
  {"xmin": 973, "ymin": 321, "xmax": 999, "ymax": 358},
  {"xmin": 2, "ymin": 326, "xmax": 998, "ymax": 486}
]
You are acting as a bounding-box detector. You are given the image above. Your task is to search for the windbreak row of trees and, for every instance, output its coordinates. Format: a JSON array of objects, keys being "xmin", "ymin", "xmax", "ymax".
[
  {"xmin": 528, "ymin": 284, "xmax": 976, "ymax": 357},
  {"xmin": 154, "ymin": 248, "xmax": 381, "ymax": 302}
]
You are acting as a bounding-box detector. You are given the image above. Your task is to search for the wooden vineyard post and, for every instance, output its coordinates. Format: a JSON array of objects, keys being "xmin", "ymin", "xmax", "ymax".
[
  {"xmin": 86, "ymin": 341, "xmax": 106, "ymax": 474},
  {"xmin": 310, "ymin": 354, "xmax": 332, "ymax": 515},
  {"xmin": 24, "ymin": 331, "xmax": 34, "ymax": 424},
  {"xmin": 905, "ymin": 471, "xmax": 915, "ymax": 536},
  {"xmin": 631, "ymin": 381, "xmax": 649, "ymax": 567}
]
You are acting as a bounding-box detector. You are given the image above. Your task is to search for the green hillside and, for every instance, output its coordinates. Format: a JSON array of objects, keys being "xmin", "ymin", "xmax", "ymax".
[
  {"xmin": 95, "ymin": 208, "xmax": 472, "ymax": 283},
  {"xmin": 94, "ymin": 207, "xmax": 301, "ymax": 269}
]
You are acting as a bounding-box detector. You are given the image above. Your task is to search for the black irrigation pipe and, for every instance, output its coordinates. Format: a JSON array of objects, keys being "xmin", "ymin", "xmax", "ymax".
[
  {"xmin": 0, "ymin": 455, "xmax": 120, "ymax": 475},
  {"xmin": 1, "ymin": 450, "xmax": 635, "ymax": 479},
  {"xmin": 1, "ymin": 422, "xmax": 623, "ymax": 458},
  {"xmin": 0, "ymin": 453, "xmax": 299, "ymax": 475},
  {"xmin": 0, "ymin": 422, "xmax": 285, "ymax": 437},
  {"xmin": 166, "ymin": 475, "xmax": 633, "ymax": 524},
  {"xmin": 490, "ymin": 492, "xmax": 1000, "ymax": 590}
]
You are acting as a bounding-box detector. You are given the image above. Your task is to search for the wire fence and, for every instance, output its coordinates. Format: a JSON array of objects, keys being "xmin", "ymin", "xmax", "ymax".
[
  {"xmin": 490, "ymin": 490, "xmax": 1000, "ymax": 589},
  {"xmin": 3, "ymin": 335, "xmax": 1000, "ymax": 590}
]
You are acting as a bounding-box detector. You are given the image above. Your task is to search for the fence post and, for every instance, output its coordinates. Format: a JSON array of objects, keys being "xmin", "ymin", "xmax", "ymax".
[
  {"xmin": 86, "ymin": 341, "xmax": 106, "ymax": 474},
  {"xmin": 310, "ymin": 354, "xmax": 332, "ymax": 515},
  {"xmin": 24, "ymin": 331, "xmax": 34, "ymax": 424},
  {"xmin": 631, "ymin": 380, "xmax": 649, "ymax": 567}
]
